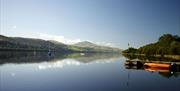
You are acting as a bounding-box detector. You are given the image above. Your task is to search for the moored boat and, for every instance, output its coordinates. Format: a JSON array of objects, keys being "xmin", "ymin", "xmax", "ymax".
[{"xmin": 144, "ymin": 63, "xmax": 170, "ymax": 68}]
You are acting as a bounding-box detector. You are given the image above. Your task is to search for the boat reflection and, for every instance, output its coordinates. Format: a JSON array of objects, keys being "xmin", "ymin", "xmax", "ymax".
[
  {"xmin": 144, "ymin": 67, "xmax": 170, "ymax": 73},
  {"xmin": 124, "ymin": 60, "xmax": 180, "ymax": 78}
]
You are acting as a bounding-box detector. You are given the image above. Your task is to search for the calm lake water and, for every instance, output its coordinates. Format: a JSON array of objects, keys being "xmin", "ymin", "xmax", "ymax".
[{"xmin": 0, "ymin": 52, "xmax": 180, "ymax": 91}]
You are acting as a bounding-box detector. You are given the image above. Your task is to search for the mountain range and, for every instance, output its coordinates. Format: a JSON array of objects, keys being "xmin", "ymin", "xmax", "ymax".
[{"xmin": 0, "ymin": 35, "xmax": 122, "ymax": 53}]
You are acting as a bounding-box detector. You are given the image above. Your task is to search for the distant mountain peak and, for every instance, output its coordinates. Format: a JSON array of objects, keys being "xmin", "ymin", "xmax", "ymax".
[
  {"xmin": 74, "ymin": 41, "xmax": 99, "ymax": 48},
  {"xmin": 48, "ymin": 40, "xmax": 66, "ymax": 45},
  {"xmin": 74, "ymin": 41, "xmax": 122, "ymax": 52},
  {"xmin": 77, "ymin": 41, "xmax": 95, "ymax": 44}
]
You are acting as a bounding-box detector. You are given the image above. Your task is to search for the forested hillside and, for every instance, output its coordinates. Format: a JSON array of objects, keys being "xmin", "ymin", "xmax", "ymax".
[{"xmin": 123, "ymin": 34, "xmax": 180, "ymax": 55}]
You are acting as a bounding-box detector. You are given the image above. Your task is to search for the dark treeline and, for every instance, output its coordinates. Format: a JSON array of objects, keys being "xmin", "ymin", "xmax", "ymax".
[{"xmin": 123, "ymin": 34, "xmax": 180, "ymax": 55}]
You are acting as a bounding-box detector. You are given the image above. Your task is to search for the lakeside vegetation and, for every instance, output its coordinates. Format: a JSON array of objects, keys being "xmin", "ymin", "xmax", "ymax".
[{"xmin": 123, "ymin": 34, "xmax": 180, "ymax": 59}]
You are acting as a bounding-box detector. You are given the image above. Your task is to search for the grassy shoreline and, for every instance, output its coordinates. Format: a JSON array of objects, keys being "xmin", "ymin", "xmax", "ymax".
[{"xmin": 123, "ymin": 53, "xmax": 180, "ymax": 60}]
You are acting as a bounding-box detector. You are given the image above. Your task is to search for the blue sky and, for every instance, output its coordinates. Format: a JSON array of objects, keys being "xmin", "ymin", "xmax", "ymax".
[{"xmin": 0, "ymin": 0, "xmax": 180, "ymax": 49}]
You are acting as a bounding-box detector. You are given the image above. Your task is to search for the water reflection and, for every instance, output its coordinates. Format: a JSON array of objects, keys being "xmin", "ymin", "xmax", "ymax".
[
  {"xmin": 0, "ymin": 52, "xmax": 180, "ymax": 91},
  {"xmin": 0, "ymin": 52, "xmax": 122, "ymax": 65},
  {"xmin": 38, "ymin": 59, "xmax": 81, "ymax": 70},
  {"xmin": 124, "ymin": 59, "xmax": 180, "ymax": 78},
  {"xmin": 38, "ymin": 58, "xmax": 119, "ymax": 70}
]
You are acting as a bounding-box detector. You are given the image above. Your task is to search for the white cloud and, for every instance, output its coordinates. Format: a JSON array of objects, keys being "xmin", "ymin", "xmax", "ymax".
[{"xmin": 38, "ymin": 33, "xmax": 81, "ymax": 44}]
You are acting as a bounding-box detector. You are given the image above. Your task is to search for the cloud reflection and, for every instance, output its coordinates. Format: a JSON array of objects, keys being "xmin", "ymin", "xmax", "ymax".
[
  {"xmin": 38, "ymin": 58, "xmax": 116, "ymax": 70},
  {"xmin": 38, "ymin": 59, "xmax": 81, "ymax": 70}
]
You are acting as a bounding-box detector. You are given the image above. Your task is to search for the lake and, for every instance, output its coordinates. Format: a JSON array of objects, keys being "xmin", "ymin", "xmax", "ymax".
[{"xmin": 0, "ymin": 52, "xmax": 180, "ymax": 91}]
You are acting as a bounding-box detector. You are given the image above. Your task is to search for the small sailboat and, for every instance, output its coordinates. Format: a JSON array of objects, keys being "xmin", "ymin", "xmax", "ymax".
[
  {"xmin": 48, "ymin": 49, "xmax": 51, "ymax": 56},
  {"xmin": 48, "ymin": 42, "xmax": 52, "ymax": 56}
]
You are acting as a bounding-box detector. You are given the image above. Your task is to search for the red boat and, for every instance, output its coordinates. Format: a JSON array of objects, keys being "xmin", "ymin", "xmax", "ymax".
[
  {"xmin": 144, "ymin": 63, "xmax": 170, "ymax": 68},
  {"xmin": 144, "ymin": 63, "xmax": 171, "ymax": 72}
]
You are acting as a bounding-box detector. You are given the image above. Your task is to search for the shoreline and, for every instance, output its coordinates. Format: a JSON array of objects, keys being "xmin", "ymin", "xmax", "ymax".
[{"xmin": 123, "ymin": 53, "xmax": 180, "ymax": 60}]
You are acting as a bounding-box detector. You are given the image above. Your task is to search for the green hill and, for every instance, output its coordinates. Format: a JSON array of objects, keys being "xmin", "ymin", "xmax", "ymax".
[
  {"xmin": 123, "ymin": 34, "xmax": 180, "ymax": 55},
  {"xmin": 0, "ymin": 35, "xmax": 121, "ymax": 53}
]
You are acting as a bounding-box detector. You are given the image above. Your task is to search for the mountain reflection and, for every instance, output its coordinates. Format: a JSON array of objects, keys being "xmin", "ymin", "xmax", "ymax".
[{"xmin": 0, "ymin": 52, "xmax": 122, "ymax": 65}]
